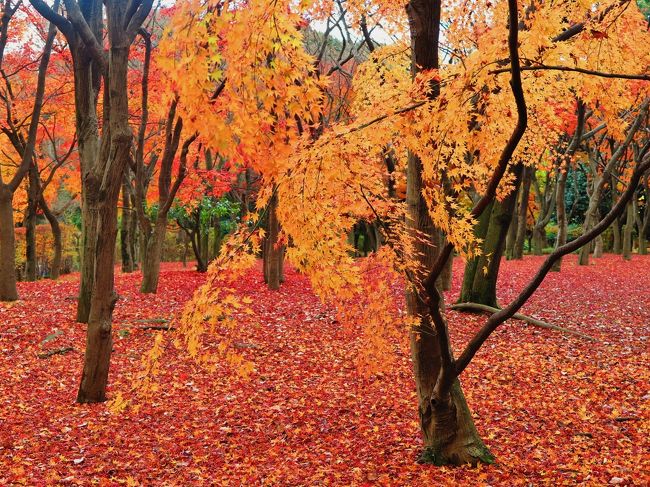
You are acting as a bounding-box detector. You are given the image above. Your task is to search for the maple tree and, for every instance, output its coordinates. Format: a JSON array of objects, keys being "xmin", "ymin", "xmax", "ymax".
[{"xmin": 0, "ymin": 0, "xmax": 649, "ymax": 480}]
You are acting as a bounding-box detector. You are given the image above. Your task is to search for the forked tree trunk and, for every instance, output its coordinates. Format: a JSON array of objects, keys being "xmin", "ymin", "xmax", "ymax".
[
  {"xmin": 77, "ymin": 39, "xmax": 133, "ymax": 403},
  {"xmin": 406, "ymin": 0, "xmax": 492, "ymax": 466},
  {"xmin": 459, "ymin": 184, "xmax": 519, "ymax": 307},
  {"xmin": 0, "ymin": 186, "xmax": 18, "ymax": 300}
]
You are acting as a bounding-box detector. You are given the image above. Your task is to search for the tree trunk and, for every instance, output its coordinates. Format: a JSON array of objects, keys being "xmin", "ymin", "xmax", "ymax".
[
  {"xmin": 441, "ymin": 249, "xmax": 453, "ymax": 292},
  {"xmin": 77, "ymin": 40, "xmax": 132, "ymax": 403},
  {"xmin": 406, "ymin": 0, "xmax": 492, "ymax": 466},
  {"xmin": 0, "ymin": 185, "xmax": 18, "ymax": 301},
  {"xmin": 40, "ymin": 195, "xmax": 62, "ymax": 280},
  {"xmin": 513, "ymin": 167, "xmax": 532, "ymax": 260},
  {"xmin": 25, "ymin": 162, "xmax": 39, "ymax": 281},
  {"xmin": 120, "ymin": 179, "xmax": 135, "ymax": 272},
  {"xmin": 622, "ymin": 202, "xmax": 635, "ymax": 261},
  {"xmin": 531, "ymin": 225, "xmax": 545, "ymax": 255},
  {"xmin": 551, "ymin": 168, "xmax": 568, "ymax": 271},
  {"xmin": 140, "ymin": 218, "xmax": 167, "ymax": 293},
  {"xmin": 460, "ymin": 185, "xmax": 519, "ymax": 307},
  {"xmin": 265, "ymin": 190, "xmax": 281, "ymax": 290}
]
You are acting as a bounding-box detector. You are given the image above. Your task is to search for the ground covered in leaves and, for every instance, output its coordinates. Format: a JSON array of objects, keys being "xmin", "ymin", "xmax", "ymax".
[{"xmin": 0, "ymin": 256, "xmax": 648, "ymax": 485}]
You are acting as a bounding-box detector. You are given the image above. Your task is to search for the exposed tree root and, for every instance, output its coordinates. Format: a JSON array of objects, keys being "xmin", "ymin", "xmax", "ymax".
[{"xmin": 450, "ymin": 302, "xmax": 597, "ymax": 341}]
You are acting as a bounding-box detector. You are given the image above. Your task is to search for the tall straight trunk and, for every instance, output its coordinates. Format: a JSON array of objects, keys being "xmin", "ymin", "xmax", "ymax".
[
  {"xmin": 141, "ymin": 219, "xmax": 166, "ymax": 293},
  {"xmin": 513, "ymin": 166, "xmax": 532, "ymax": 260},
  {"xmin": 622, "ymin": 202, "xmax": 635, "ymax": 260},
  {"xmin": 406, "ymin": 0, "xmax": 492, "ymax": 466},
  {"xmin": 0, "ymin": 186, "xmax": 18, "ymax": 300},
  {"xmin": 265, "ymin": 190, "xmax": 282, "ymax": 290},
  {"xmin": 25, "ymin": 162, "xmax": 39, "ymax": 281},
  {"xmin": 39, "ymin": 194, "xmax": 61, "ymax": 279}
]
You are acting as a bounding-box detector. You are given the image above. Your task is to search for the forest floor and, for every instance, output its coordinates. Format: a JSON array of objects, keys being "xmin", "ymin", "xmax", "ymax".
[{"xmin": 0, "ymin": 255, "xmax": 648, "ymax": 486}]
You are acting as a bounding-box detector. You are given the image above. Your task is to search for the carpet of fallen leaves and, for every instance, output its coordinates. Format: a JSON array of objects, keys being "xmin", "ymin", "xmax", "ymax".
[{"xmin": 0, "ymin": 255, "xmax": 649, "ymax": 485}]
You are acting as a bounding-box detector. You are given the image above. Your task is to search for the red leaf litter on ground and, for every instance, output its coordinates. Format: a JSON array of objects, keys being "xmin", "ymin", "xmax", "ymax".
[{"xmin": 0, "ymin": 256, "xmax": 648, "ymax": 485}]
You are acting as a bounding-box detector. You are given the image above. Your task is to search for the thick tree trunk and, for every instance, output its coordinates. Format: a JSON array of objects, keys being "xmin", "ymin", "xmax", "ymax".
[
  {"xmin": 0, "ymin": 185, "xmax": 18, "ymax": 301},
  {"xmin": 532, "ymin": 226, "xmax": 545, "ymax": 255},
  {"xmin": 406, "ymin": 0, "xmax": 492, "ymax": 466},
  {"xmin": 140, "ymin": 218, "xmax": 167, "ymax": 293},
  {"xmin": 622, "ymin": 202, "xmax": 635, "ymax": 261}
]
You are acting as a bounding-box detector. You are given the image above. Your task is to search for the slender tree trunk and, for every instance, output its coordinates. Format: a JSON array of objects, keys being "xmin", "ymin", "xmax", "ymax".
[
  {"xmin": 39, "ymin": 195, "xmax": 61, "ymax": 280},
  {"xmin": 612, "ymin": 218, "xmax": 622, "ymax": 254},
  {"xmin": 505, "ymin": 204, "xmax": 517, "ymax": 260},
  {"xmin": 25, "ymin": 162, "xmax": 39, "ymax": 281},
  {"xmin": 406, "ymin": 0, "xmax": 492, "ymax": 465},
  {"xmin": 120, "ymin": 179, "xmax": 135, "ymax": 272},
  {"xmin": 552, "ymin": 169, "xmax": 568, "ymax": 271},
  {"xmin": 513, "ymin": 167, "xmax": 532, "ymax": 260},
  {"xmin": 77, "ymin": 40, "xmax": 132, "ymax": 403},
  {"xmin": 0, "ymin": 185, "xmax": 18, "ymax": 300},
  {"xmin": 265, "ymin": 190, "xmax": 281, "ymax": 290}
]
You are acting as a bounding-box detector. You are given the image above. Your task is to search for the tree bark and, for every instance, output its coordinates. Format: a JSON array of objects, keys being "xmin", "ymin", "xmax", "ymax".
[
  {"xmin": 513, "ymin": 166, "xmax": 532, "ymax": 259},
  {"xmin": 140, "ymin": 219, "xmax": 167, "ymax": 292},
  {"xmin": 265, "ymin": 189, "xmax": 282, "ymax": 290},
  {"xmin": 0, "ymin": 186, "xmax": 18, "ymax": 300},
  {"xmin": 25, "ymin": 161, "xmax": 40, "ymax": 281},
  {"xmin": 39, "ymin": 194, "xmax": 61, "ymax": 279},
  {"xmin": 120, "ymin": 178, "xmax": 135, "ymax": 272},
  {"xmin": 622, "ymin": 201, "xmax": 635, "ymax": 260},
  {"xmin": 460, "ymin": 183, "xmax": 520, "ymax": 307},
  {"xmin": 406, "ymin": 0, "xmax": 493, "ymax": 466}
]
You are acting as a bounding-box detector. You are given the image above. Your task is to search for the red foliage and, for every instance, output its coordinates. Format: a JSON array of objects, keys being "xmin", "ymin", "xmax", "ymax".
[{"xmin": 0, "ymin": 256, "xmax": 648, "ymax": 484}]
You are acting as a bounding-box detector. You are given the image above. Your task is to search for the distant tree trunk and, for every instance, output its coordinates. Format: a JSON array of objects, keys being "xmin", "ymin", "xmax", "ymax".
[
  {"xmin": 593, "ymin": 210, "xmax": 604, "ymax": 258},
  {"xmin": 531, "ymin": 225, "xmax": 545, "ymax": 255},
  {"xmin": 141, "ymin": 219, "xmax": 167, "ymax": 292},
  {"xmin": 459, "ymin": 182, "xmax": 519, "ymax": 307},
  {"xmin": 0, "ymin": 185, "xmax": 18, "ymax": 300},
  {"xmin": 505, "ymin": 204, "xmax": 517, "ymax": 260},
  {"xmin": 612, "ymin": 219, "xmax": 622, "ymax": 253},
  {"xmin": 25, "ymin": 162, "xmax": 39, "ymax": 281},
  {"xmin": 120, "ymin": 179, "xmax": 135, "ymax": 273},
  {"xmin": 513, "ymin": 166, "xmax": 532, "ymax": 260},
  {"xmin": 406, "ymin": 0, "xmax": 492, "ymax": 466},
  {"xmin": 265, "ymin": 190, "xmax": 282, "ymax": 290},
  {"xmin": 622, "ymin": 202, "xmax": 635, "ymax": 260},
  {"xmin": 39, "ymin": 194, "xmax": 61, "ymax": 280}
]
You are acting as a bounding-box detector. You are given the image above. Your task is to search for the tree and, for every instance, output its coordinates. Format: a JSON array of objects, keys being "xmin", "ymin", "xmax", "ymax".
[
  {"xmin": 30, "ymin": 0, "xmax": 154, "ymax": 403},
  {"xmin": 0, "ymin": 0, "xmax": 57, "ymax": 300}
]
